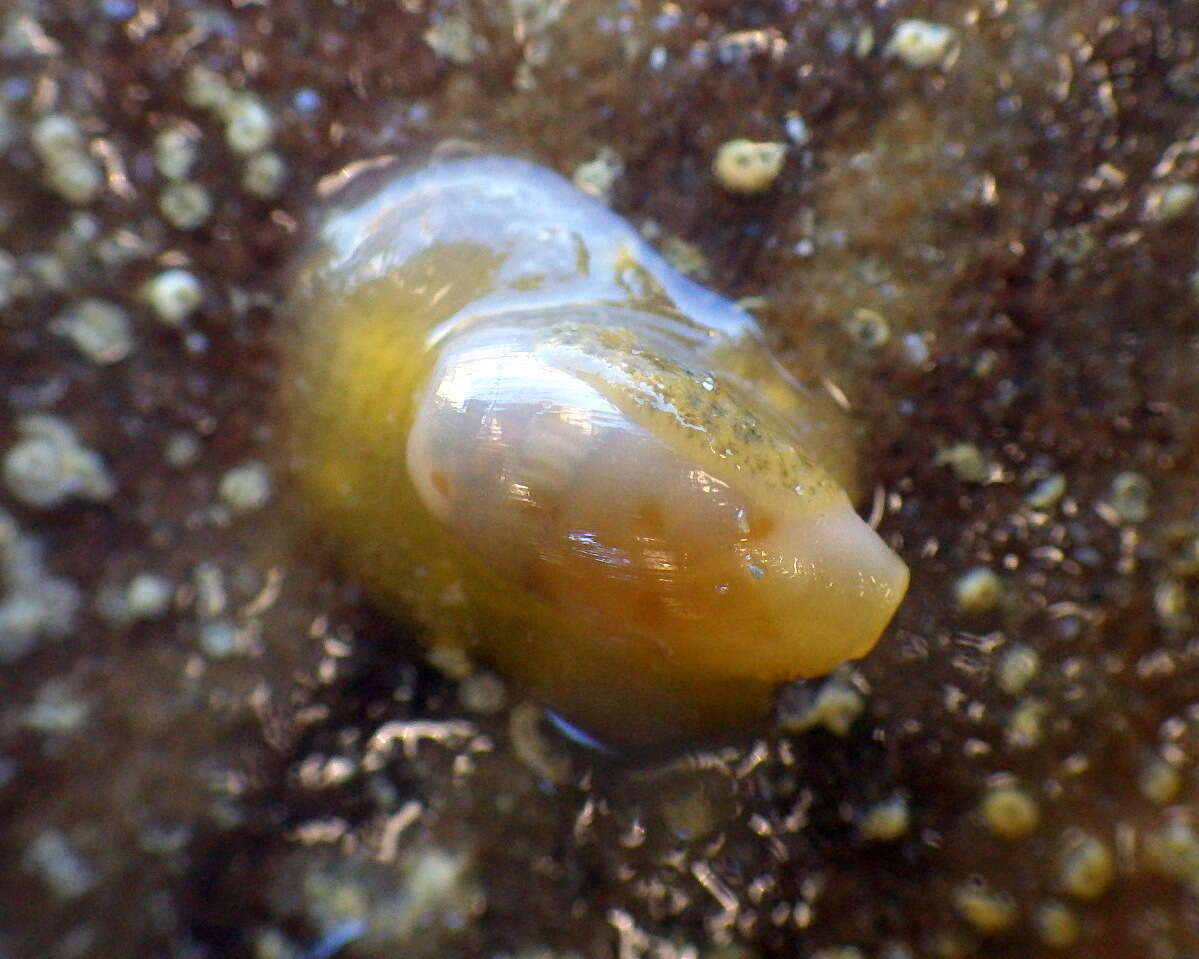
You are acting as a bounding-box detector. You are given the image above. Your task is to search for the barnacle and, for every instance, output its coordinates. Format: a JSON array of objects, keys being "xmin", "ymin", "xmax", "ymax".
[{"xmin": 282, "ymin": 156, "xmax": 908, "ymax": 751}]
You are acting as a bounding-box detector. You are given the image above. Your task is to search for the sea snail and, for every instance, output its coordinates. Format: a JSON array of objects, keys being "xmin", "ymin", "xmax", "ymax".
[{"xmin": 282, "ymin": 155, "xmax": 909, "ymax": 752}]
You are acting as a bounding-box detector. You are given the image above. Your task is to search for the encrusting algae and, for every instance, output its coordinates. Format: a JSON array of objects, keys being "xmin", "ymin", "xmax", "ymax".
[{"xmin": 282, "ymin": 156, "xmax": 908, "ymax": 752}]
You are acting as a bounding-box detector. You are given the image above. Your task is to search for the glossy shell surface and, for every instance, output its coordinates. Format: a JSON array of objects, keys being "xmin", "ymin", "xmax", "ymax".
[{"xmin": 283, "ymin": 156, "xmax": 908, "ymax": 751}]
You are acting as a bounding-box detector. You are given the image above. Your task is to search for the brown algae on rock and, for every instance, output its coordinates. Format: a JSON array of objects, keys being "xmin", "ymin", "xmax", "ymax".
[{"xmin": 282, "ymin": 156, "xmax": 908, "ymax": 751}]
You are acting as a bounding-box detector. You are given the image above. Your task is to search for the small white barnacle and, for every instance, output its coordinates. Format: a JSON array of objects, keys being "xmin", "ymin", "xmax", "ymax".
[{"xmin": 282, "ymin": 156, "xmax": 909, "ymax": 752}]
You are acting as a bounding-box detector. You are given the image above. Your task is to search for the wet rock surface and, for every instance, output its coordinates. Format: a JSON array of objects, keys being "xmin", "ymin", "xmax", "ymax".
[{"xmin": 2, "ymin": 1, "xmax": 1199, "ymax": 957}]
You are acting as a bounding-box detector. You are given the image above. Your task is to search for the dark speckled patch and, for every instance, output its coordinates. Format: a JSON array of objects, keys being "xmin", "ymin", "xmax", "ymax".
[{"xmin": 545, "ymin": 321, "xmax": 843, "ymax": 507}]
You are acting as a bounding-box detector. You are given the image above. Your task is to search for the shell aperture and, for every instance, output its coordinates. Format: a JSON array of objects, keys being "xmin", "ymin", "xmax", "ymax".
[{"xmin": 283, "ymin": 156, "xmax": 909, "ymax": 751}]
